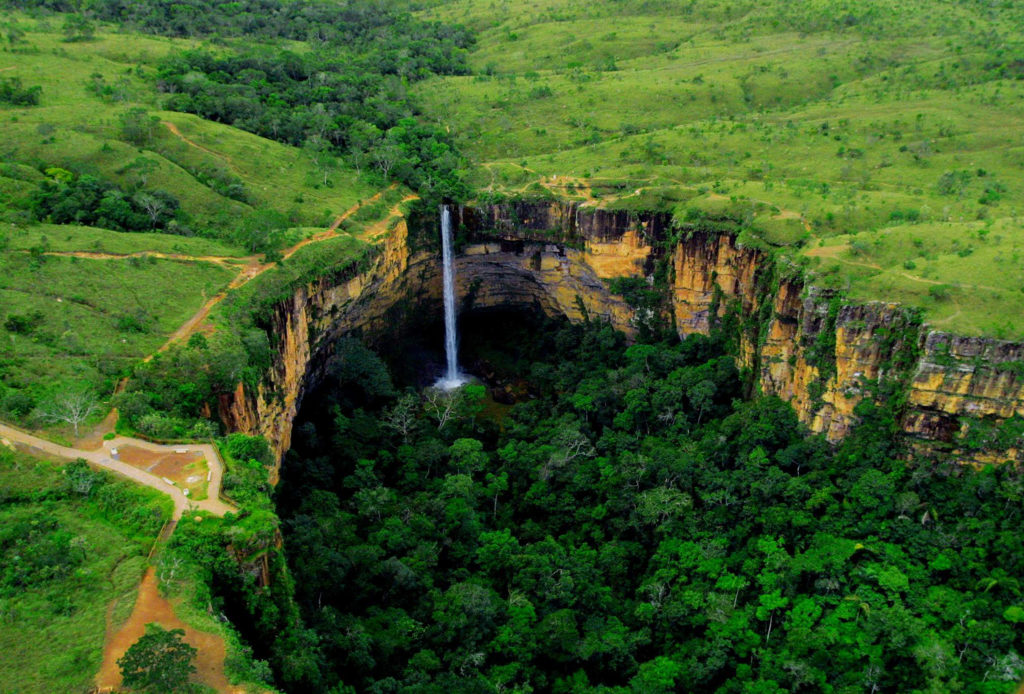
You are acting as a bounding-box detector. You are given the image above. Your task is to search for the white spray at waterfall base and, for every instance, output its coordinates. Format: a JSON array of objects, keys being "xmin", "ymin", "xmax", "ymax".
[{"xmin": 435, "ymin": 205, "xmax": 468, "ymax": 390}]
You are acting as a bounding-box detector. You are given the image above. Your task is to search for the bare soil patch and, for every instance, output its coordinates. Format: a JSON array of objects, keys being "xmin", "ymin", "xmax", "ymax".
[
  {"xmin": 116, "ymin": 446, "xmax": 207, "ymax": 499},
  {"xmin": 96, "ymin": 567, "xmax": 238, "ymax": 692}
]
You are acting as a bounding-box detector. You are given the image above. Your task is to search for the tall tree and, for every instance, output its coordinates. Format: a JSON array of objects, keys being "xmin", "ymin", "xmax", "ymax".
[{"xmin": 117, "ymin": 623, "xmax": 197, "ymax": 692}]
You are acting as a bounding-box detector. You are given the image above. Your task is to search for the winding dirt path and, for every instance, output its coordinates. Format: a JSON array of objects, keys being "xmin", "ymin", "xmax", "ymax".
[
  {"xmin": 41, "ymin": 250, "xmax": 245, "ymax": 265},
  {"xmin": 357, "ymin": 192, "xmax": 420, "ymax": 242},
  {"xmin": 0, "ymin": 421, "xmax": 233, "ymax": 520},
  {"xmin": 142, "ymin": 186, "xmax": 397, "ymax": 357},
  {"xmin": 95, "ymin": 566, "xmax": 239, "ymax": 694},
  {"xmin": 161, "ymin": 120, "xmax": 238, "ymax": 171},
  {"xmin": 325, "ymin": 184, "xmax": 397, "ymax": 233}
]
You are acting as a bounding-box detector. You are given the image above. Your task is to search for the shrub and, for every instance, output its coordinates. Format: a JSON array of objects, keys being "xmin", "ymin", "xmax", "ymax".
[{"xmin": 0, "ymin": 77, "xmax": 41, "ymax": 106}]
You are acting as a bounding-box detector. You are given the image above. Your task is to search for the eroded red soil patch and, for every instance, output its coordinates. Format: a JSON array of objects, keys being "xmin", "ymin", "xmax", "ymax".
[
  {"xmin": 96, "ymin": 566, "xmax": 239, "ymax": 693},
  {"xmin": 115, "ymin": 446, "xmax": 207, "ymax": 497}
]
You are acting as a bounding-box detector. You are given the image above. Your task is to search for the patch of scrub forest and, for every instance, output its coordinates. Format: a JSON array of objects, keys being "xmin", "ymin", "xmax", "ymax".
[{"xmin": 271, "ymin": 312, "xmax": 1024, "ymax": 693}]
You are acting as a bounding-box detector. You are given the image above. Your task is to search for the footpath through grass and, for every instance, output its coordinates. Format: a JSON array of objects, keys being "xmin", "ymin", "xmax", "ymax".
[
  {"xmin": 1, "ymin": 222, "xmax": 247, "ymax": 257},
  {"xmin": 0, "ymin": 11, "xmax": 396, "ymax": 425},
  {"xmin": 0, "ymin": 251, "xmax": 234, "ymax": 400}
]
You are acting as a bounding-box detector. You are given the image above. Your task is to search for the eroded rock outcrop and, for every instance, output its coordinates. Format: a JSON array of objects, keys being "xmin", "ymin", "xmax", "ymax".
[
  {"xmin": 906, "ymin": 333, "xmax": 1024, "ymax": 444},
  {"xmin": 224, "ymin": 199, "xmax": 1024, "ymax": 469}
]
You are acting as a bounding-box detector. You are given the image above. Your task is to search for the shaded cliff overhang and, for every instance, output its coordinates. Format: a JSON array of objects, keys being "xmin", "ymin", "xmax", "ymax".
[{"xmin": 224, "ymin": 195, "xmax": 1024, "ymax": 470}]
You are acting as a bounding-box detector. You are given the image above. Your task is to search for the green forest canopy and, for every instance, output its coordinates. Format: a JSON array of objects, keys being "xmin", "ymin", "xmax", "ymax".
[{"xmin": 252, "ymin": 317, "xmax": 1024, "ymax": 693}]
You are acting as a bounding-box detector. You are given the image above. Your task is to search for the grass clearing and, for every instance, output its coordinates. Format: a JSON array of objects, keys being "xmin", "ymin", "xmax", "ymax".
[
  {"xmin": 1, "ymin": 222, "xmax": 247, "ymax": 256},
  {"xmin": 0, "ymin": 12, "xmax": 393, "ymax": 418},
  {"xmin": 0, "ymin": 252, "xmax": 234, "ymax": 401},
  {"xmin": 417, "ymin": 0, "xmax": 1024, "ymax": 335},
  {"xmin": 0, "ymin": 15, "xmax": 377, "ymax": 230}
]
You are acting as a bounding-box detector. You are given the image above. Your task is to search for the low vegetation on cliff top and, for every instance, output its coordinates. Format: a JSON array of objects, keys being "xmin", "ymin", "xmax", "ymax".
[
  {"xmin": 415, "ymin": 0, "xmax": 1024, "ymax": 336},
  {"xmin": 0, "ymin": 449, "xmax": 170, "ymax": 693}
]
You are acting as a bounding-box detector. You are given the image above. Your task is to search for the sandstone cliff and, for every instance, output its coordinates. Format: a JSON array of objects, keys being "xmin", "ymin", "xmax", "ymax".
[{"xmin": 223, "ymin": 199, "xmax": 1024, "ymax": 469}]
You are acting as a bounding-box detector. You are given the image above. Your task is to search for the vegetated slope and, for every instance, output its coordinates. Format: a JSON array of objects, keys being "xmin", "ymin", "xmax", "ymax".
[
  {"xmin": 0, "ymin": 448, "xmax": 170, "ymax": 693},
  {"xmin": 415, "ymin": 0, "xmax": 1024, "ymax": 337},
  {"xmin": 0, "ymin": 251, "xmax": 234, "ymax": 400},
  {"xmin": 0, "ymin": 24, "xmax": 377, "ymax": 229},
  {"xmin": 0, "ymin": 10, "xmax": 416, "ymax": 431}
]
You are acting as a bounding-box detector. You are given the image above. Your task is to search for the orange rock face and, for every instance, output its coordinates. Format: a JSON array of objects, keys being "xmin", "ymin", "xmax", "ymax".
[{"xmin": 223, "ymin": 203, "xmax": 1024, "ymax": 471}]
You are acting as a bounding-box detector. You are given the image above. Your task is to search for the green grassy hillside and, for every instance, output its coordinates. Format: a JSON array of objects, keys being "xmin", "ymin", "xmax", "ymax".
[
  {"xmin": 0, "ymin": 17, "xmax": 377, "ymax": 227},
  {"xmin": 415, "ymin": 0, "xmax": 1024, "ymax": 336},
  {"xmin": 0, "ymin": 10, "xmax": 392, "ymax": 427},
  {"xmin": 0, "ymin": 251, "xmax": 234, "ymax": 396}
]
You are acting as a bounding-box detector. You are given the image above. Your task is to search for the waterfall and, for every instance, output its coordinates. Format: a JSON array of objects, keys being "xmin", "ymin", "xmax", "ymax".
[{"xmin": 436, "ymin": 205, "xmax": 467, "ymax": 389}]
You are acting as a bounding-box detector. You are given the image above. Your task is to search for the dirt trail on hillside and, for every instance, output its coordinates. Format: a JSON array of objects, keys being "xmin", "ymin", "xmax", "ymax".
[
  {"xmin": 161, "ymin": 120, "xmax": 239, "ymax": 172},
  {"xmin": 41, "ymin": 250, "xmax": 244, "ymax": 265},
  {"xmin": 0, "ymin": 421, "xmax": 233, "ymax": 519},
  {"xmin": 358, "ymin": 193, "xmax": 419, "ymax": 241},
  {"xmin": 148, "ymin": 186, "xmax": 398, "ymax": 355},
  {"xmin": 290, "ymin": 184, "xmax": 397, "ymax": 254},
  {"xmin": 149, "ymin": 286, "xmax": 235, "ymax": 360},
  {"xmin": 96, "ymin": 567, "xmax": 239, "ymax": 693},
  {"xmin": 325, "ymin": 184, "xmax": 397, "ymax": 233}
]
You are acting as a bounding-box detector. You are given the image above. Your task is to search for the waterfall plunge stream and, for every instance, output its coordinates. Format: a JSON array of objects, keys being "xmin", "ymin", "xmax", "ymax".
[{"xmin": 435, "ymin": 205, "xmax": 468, "ymax": 390}]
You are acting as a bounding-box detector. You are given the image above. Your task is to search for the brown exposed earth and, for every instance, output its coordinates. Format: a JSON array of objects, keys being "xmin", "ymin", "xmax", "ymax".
[
  {"xmin": 95, "ymin": 566, "xmax": 240, "ymax": 693},
  {"xmin": 115, "ymin": 445, "xmax": 207, "ymax": 499}
]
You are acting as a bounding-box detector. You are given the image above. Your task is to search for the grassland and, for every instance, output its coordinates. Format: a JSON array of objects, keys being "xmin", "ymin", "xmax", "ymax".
[
  {"xmin": 0, "ymin": 11, "xmax": 399, "ymax": 421},
  {"xmin": 0, "ymin": 15, "xmax": 378, "ymax": 229},
  {"xmin": 0, "ymin": 447, "xmax": 171, "ymax": 694},
  {"xmin": 2, "ymin": 222, "xmax": 247, "ymax": 256},
  {"xmin": 415, "ymin": 0, "xmax": 1024, "ymax": 336},
  {"xmin": 0, "ymin": 251, "xmax": 234, "ymax": 401}
]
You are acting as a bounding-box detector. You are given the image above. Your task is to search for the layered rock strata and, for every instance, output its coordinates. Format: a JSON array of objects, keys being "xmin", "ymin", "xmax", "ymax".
[{"xmin": 223, "ymin": 200, "xmax": 1024, "ymax": 468}]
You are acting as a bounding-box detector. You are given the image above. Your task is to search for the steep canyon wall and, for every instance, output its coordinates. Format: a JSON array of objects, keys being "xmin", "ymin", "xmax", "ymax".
[{"xmin": 224, "ymin": 200, "xmax": 1024, "ymax": 468}]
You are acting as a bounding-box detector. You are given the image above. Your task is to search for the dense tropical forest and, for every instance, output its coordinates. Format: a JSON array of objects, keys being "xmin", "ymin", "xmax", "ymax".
[{"xmin": 262, "ymin": 312, "xmax": 1024, "ymax": 692}]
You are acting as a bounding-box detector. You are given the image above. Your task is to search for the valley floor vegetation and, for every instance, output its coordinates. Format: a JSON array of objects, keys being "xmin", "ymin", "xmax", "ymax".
[{"xmin": 255, "ymin": 314, "xmax": 1024, "ymax": 693}]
